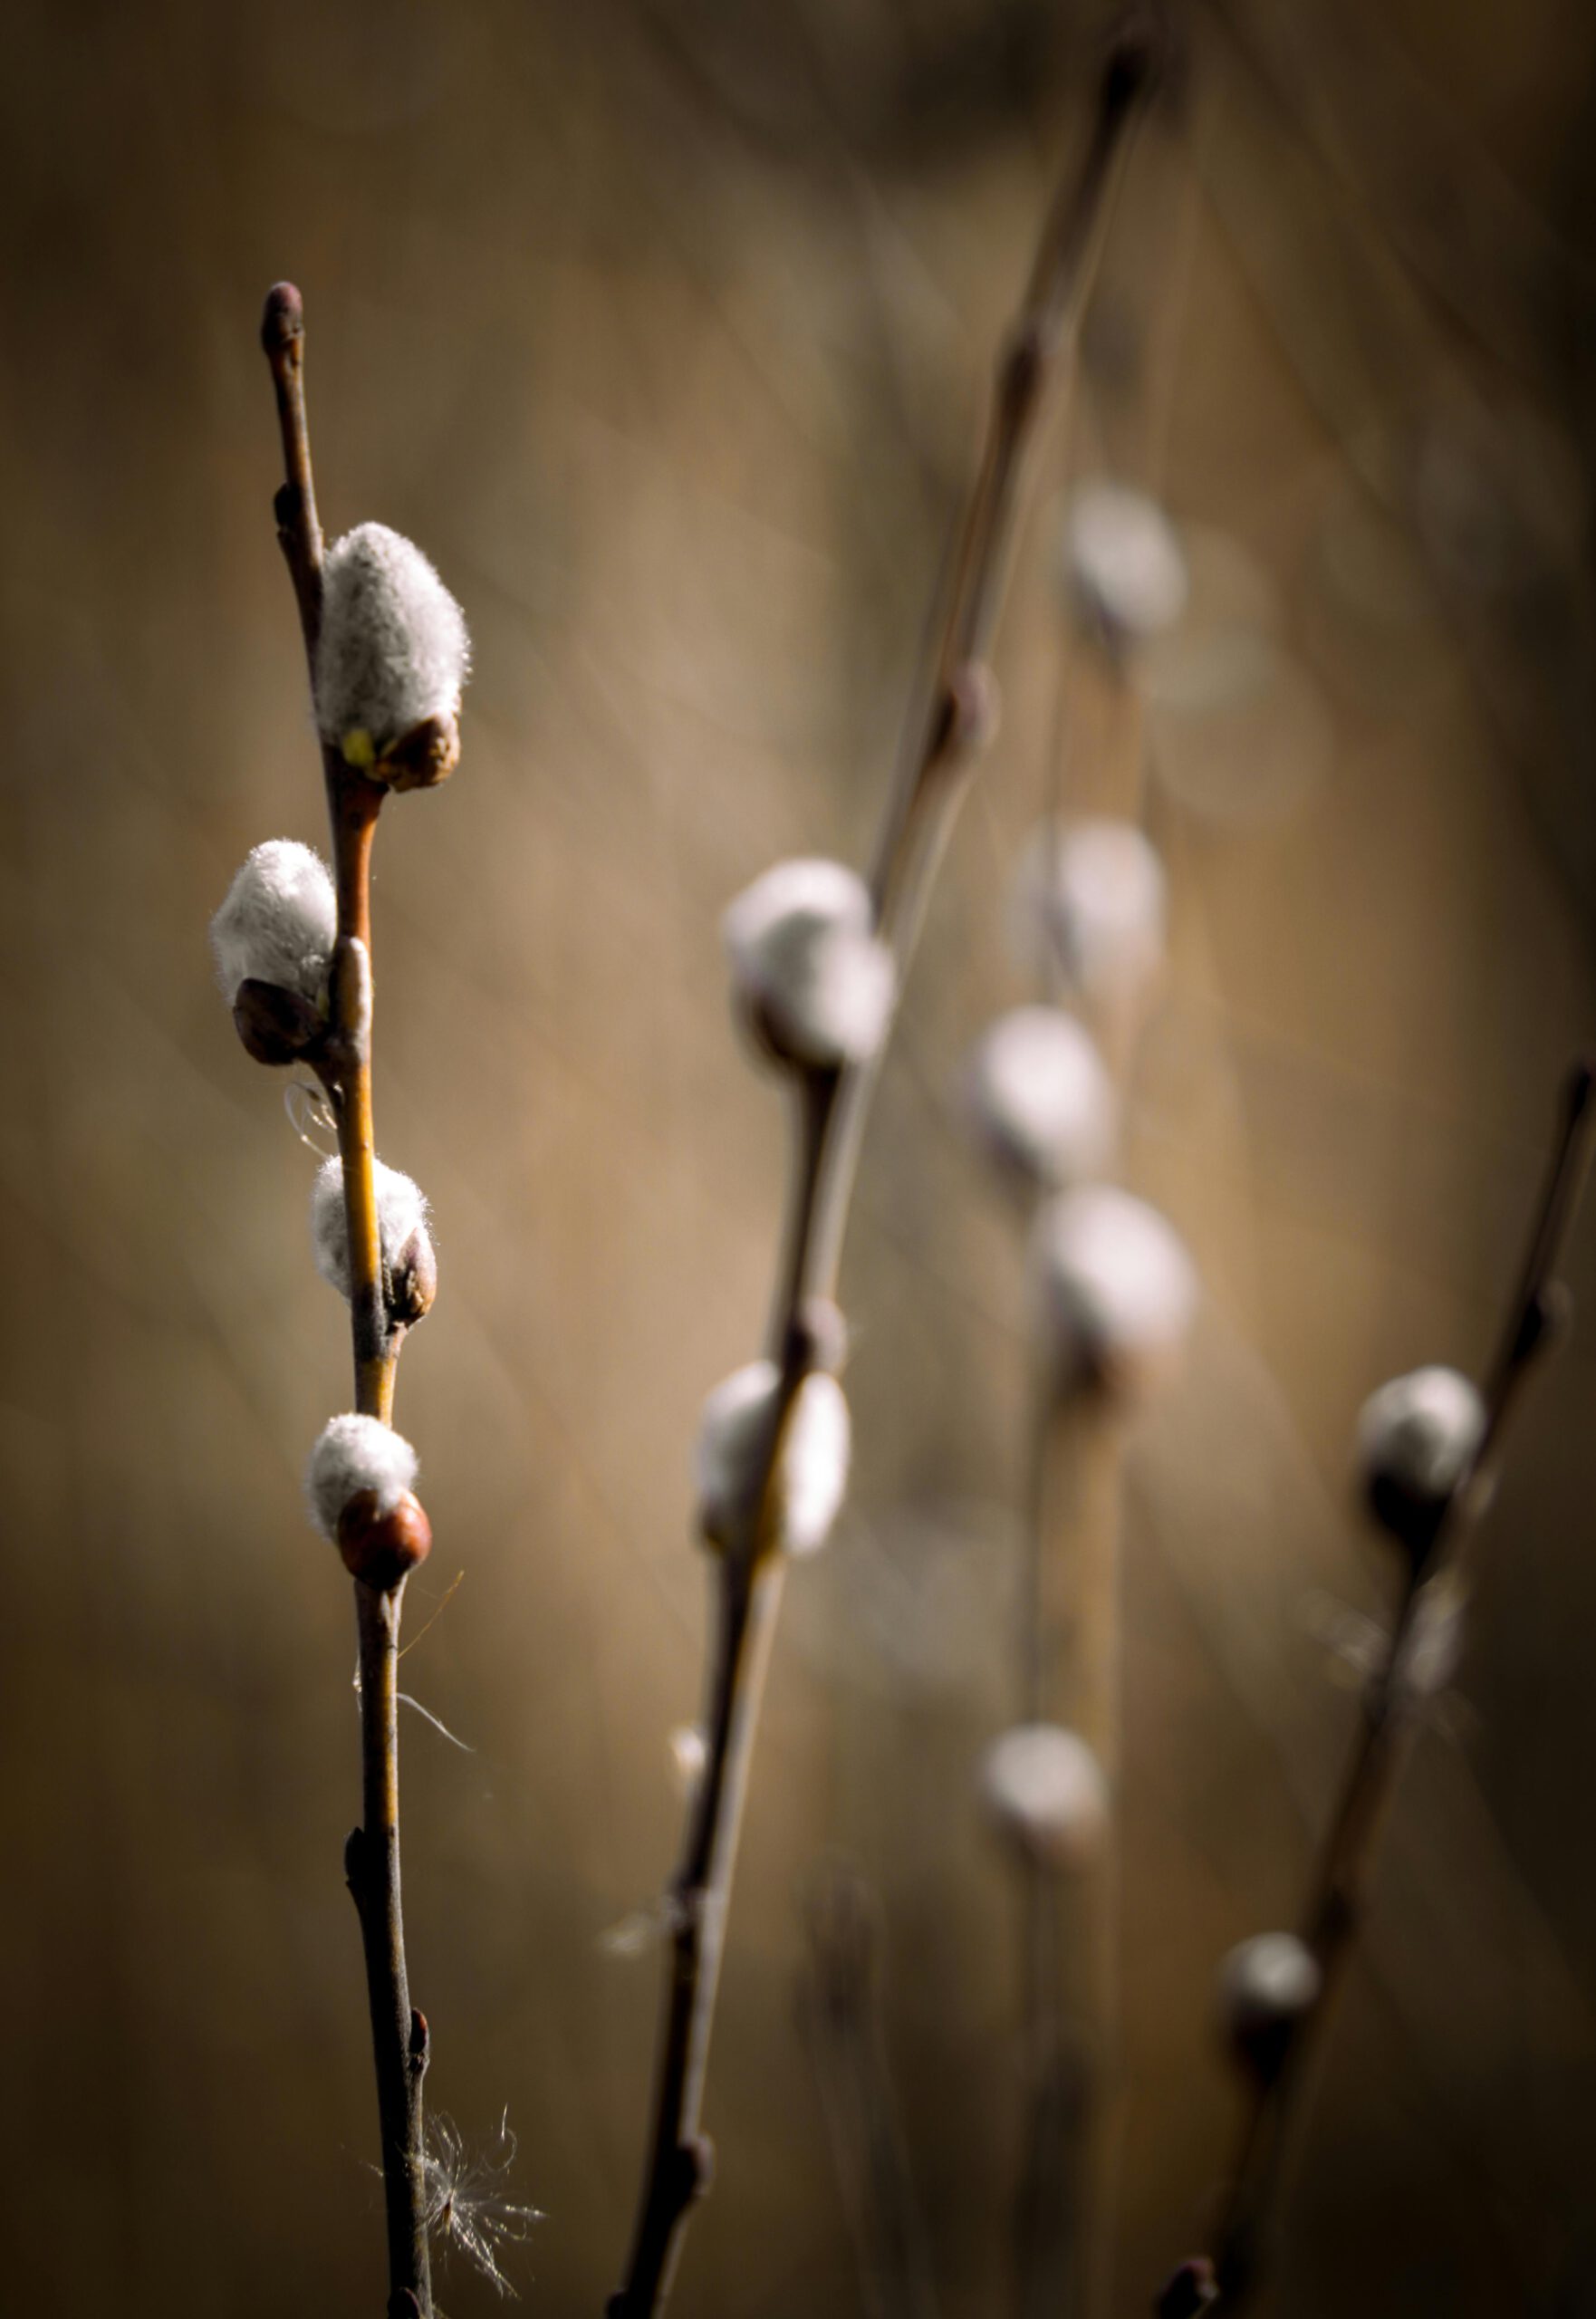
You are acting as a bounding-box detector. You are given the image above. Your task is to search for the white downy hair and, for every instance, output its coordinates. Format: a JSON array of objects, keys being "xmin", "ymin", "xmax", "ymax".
[
  {"xmin": 1217, "ymin": 1931, "xmax": 1321, "ymax": 2038},
  {"xmin": 1059, "ymin": 480, "xmax": 1188, "ymax": 642},
  {"xmin": 964, "ymin": 1004, "xmax": 1116, "ymax": 1190},
  {"xmin": 311, "ymin": 1154, "xmax": 431, "ymax": 1300},
  {"xmin": 1030, "ymin": 1184, "xmax": 1197, "ymax": 1392},
  {"xmin": 210, "ymin": 838, "xmax": 337, "ymax": 1003},
  {"xmin": 696, "ymin": 1359, "xmax": 851, "ymax": 1556},
  {"xmin": 1009, "ymin": 817, "xmax": 1168, "ymax": 1009},
  {"xmin": 1356, "ymin": 1365, "xmax": 1485, "ymax": 1504},
  {"xmin": 722, "ymin": 858, "xmax": 895, "ymax": 1068},
  {"xmin": 979, "ymin": 1723, "xmax": 1109, "ymax": 1869},
  {"xmin": 305, "ymin": 1412, "xmax": 418, "ymax": 1542},
  {"xmin": 315, "ymin": 523, "xmax": 470, "ymax": 762}
]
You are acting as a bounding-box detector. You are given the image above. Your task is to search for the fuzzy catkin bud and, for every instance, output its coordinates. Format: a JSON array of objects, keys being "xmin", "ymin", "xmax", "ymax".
[
  {"xmin": 1009, "ymin": 818, "xmax": 1167, "ymax": 1008},
  {"xmin": 1217, "ymin": 1932, "xmax": 1321, "ymax": 2082},
  {"xmin": 210, "ymin": 839, "xmax": 337, "ymax": 1006},
  {"xmin": 722, "ymin": 860, "xmax": 895, "ymax": 1070},
  {"xmin": 1030, "ymin": 1184, "xmax": 1197, "ymax": 1399},
  {"xmin": 1059, "ymin": 480, "xmax": 1188, "ymax": 643},
  {"xmin": 311, "ymin": 1155, "xmax": 436, "ymax": 1321},
  {"xmin": 315, "ymin": 523, "xmax": 469, "ymax": 780},
  {"xmin": 978, "ymin": 1723, "xmax": 1109, "ymax": 1869},
  {"xmin": 305, "ymin": 1412, "xmax": 418, "ymax": 1542},
  {"xmin": 1356, "ymin": 1365, "xmax": 1485, "ymax": 1560},
  {"xmin": 695, "ymin": 1361, "xmax": 851, "ymax": 1557},
  {"xmin": 964, "ymin": 1006, "xmax": 1116, "ymax": 1192}
]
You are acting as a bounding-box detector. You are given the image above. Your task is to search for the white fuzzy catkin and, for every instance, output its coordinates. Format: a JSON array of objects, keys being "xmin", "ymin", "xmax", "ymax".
[
  {"xmin": 305, "ymin": 1413, "xmax": 418, "ymax": 1542},
  {"xmin": 311, "ymin": 1154, "xmax": 430, "ymax": 1300},
  {"xmin": 314, "ymin": 523, "xmax": 470, "ymax": 762},
  {"xmin": 1357, "ymin": 1365, "xmax": 1485, "ymax": 1504},
  {"xmin": 1060, "ymin": 481, "xmax": 1188, "ymax": 641},
  {"xmin": 1217, "ymin": 1932, "xmax": 1321, "ymax": 2034},
  {"xmin": 1030, "ymin": 1185, "xmax": 1197, "ymax": 1391},
  {"xmin": 722, "ymin": 859, "xmax": 895, "ymax": 1068},
  {"xmin": 695, "ymin": 1360, "xmax": 851, "ymax": 1556},
  {"xmin": 964, "ymin": 1006, "xmax": 1116, "ymax": 1190},
  {"xmin": 1009, "ymin": 818, "xmax": 1167, "ymax": 1006},
  {"xmin": 979, "ymin": 1723, "xmax": 1109, "ymax": 1869},
  {"xmin": 209, "ymin": 839, "xmax": 337, "ymax": 1003}
]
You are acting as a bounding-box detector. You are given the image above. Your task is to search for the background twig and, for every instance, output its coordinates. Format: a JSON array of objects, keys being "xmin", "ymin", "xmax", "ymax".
[{"xmin": 607, "ymin": 34, "xmax": 1160, "ymax": 2316}]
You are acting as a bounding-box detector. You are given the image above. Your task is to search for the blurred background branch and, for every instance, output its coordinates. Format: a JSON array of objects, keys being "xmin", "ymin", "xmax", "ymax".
[{"xmin": 4, "ymin": 0, "xmax": 1596, "ymax": 2313}]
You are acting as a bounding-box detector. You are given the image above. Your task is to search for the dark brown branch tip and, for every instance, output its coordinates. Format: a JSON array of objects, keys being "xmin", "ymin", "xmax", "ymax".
[{"xmin": 261, "ymin": 280, "xmax": 304, "ymax": 354}]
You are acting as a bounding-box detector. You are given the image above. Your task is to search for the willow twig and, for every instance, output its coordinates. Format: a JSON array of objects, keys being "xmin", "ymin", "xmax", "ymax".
[
  {"xmin": 1199, "ymin": 1056, "xmax": 1595, "ymax": 2312},
  {"xmin": 261, "ymin": 281, "xmax": 433, "ymax": 2319},
  {"xmin": 606, "ymin": 36, "xmax": 1159, "ymax": 2317}
]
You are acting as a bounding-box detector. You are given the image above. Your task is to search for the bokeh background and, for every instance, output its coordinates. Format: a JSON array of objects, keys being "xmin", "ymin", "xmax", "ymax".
[{"xmin": 5, "ymin": 0, "xmax": 1596, "ymax": 2312}]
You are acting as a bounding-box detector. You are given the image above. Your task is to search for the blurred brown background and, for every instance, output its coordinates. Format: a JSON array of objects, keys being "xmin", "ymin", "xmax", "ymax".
[{"xmin": 5, "ymin": 0, "xmax": 1596, "ymax": 2312}]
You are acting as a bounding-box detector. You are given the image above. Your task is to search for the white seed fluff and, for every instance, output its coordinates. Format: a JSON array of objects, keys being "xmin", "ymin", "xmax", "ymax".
[
  {"xmin": 979, "ymin": 1724, "xmax": 1109, "ymax": 1869},
  {"xmin": 1356, "ymin": 1365, "xmax": 1485, "ymax": 1503},
  {"xmin": 314, "ymin": 522, "xmax": 470, "ymax": 758},
  {"xmin": 1009, "ymin": 819, "xmax": 1168, "ymax": 1006},
  {"xmin": 964, "ymin": 1005, "xmax": 1117, "ymax": 1190},
  {"xmin": 722, "ymin": 859, "xmax": 896, "ymax": 1068},
  {"xmin": 1030, "ymin": 1185, "xmax": 1197, "ymax": 1390},
  {"xmin": 1060, "ymin": 480, "xmax": 1189, "ymax": 641},
  {"xmin": 305, "ymin": 1413, "xmax": 418, "ymax": 1542},
  {"xmin": 1217, "ymin": 1932, "xmax": 1321, "ymax": 2033},
  {"xmin": 310, "ymin": 1155, "xmax": 430, "ymax": 1300},
  {"xmin": 209, "ymin": 839, "xmax": 337, "ymax": 1004},
  {"xmin": 695, "ymin": 1359, "xmax": 851, "ymax": 1556}
]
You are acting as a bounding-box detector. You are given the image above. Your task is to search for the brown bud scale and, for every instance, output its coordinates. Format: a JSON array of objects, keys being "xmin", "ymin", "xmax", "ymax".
[{"xmin": 337, "ymin": 1488, "xmax": 432, "ymax": 1591}]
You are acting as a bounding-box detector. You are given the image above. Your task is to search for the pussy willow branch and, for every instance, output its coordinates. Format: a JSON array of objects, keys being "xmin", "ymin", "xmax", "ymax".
[
  {"xmin": 608, "ymin": 36, "xmax": 1159, "ymax": 2317},
  {"xmin": 262, "ymin": 282, "xmax": 433, "ymax": 2319},
  {"xmin": 1197, "ymin": 1056, "xmax": 1595, "ymax": 2314}
]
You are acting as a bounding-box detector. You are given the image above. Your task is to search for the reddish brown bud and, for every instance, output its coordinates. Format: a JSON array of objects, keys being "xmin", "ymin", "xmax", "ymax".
[
  {"xmin": 336, "ymin": 1487, "xmax": 432, "ymax": 1591},
  {"xmin": 380, "ymin": 712, "xmax": 460, "ymax": 793},
  {"xmin": 232, "ymin": 977, "xmax": 323, "ymax": 1066}
]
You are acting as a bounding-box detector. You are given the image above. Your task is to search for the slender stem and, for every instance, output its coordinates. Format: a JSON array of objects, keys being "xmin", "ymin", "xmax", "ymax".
[
  {"xmin": 350, "ymin": 1584, "xmax": 432, "ymax": 2318},
  {"xmin": 610, "ymin": 1555, "xmax": 786, "ymax": 2314},
  {"xmin": 1198, "ymin": 1057, "xmax": 1595, "ymax": 2312},
  {"xmin": 262, "ymin": 283, "xmax": 433, "ymax": 2319},
  {"xmin": 607, "ymin": 39, "xmax": 1159, "ymax": 2318},
  {"xmin": 816, "ymin": 32, "xmax": 1156, "ymax": 1310}
]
